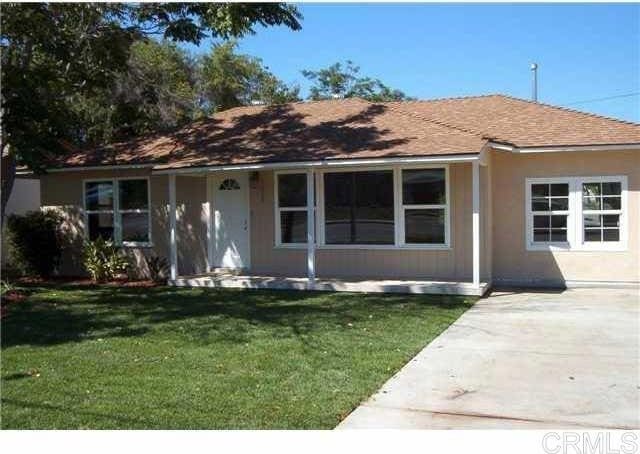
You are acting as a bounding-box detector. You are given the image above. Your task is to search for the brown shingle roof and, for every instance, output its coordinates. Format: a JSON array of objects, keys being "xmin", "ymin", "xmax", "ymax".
[
  {"xmin": 54, "ymin": 95, "xmax": 640, "ymax": 170},
  {"xmin": 387, "ymin": 94, "xmax": 640, "ymax": 148}
]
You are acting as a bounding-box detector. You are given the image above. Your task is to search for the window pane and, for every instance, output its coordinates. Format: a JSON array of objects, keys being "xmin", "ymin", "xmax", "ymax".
[
  {"xmin": 550, "ymin": 198, "xmax": 569, "ymax": 211},
  {"xmin": 550, "ymin": 230, "xmax": 567, "ymax": 242},
  {"xmin": 602, "ymin": 182, "xmax": 621, "ymax": 195},
  {"xmin": 583, "ymin": 196, "xmax": 601, "ymax": 210},
  {"xmin": 405, "ymin": 209, "xmax": 445, "ymax": 244},
  {"xmin": 602, "ymin": 197, "xmax": 621, "ymax": 210},
  {"xmin": 324, "ymin": 171, "xmax": 394, "ymax": 244},
  {"xmin": 280, "ymin": 211, "xmax": 307, "ymax": 244},
  {"xmin": 533, "ymin": 229, "xmax": 549, "ymax": 242},
  {"xmin": 550, "ymin": 184, "xmax": 569, "ymax": 196},
  {"xmin": 603, "ymin": 229, "xmax": 620, "ymax": 242},
  {"xmin": 86, "ymin": 182, "xmax": 113, "ymax": 211},
  {"xmin": 533, "ymin": 215, "xmax": 550, "ymax": 228},
  {"xmin": 402, "ymin": 169, "xmax": 446, "ymax": 205},
  {"xmin": 551, "ymin": 215, "xmax": 567, "ymax": 228},
  {"xmin": 119, "ymin": 179, "xmax": 148, "ymax": 210},
  {"xmin": 584, "ymin": 229, "xmax": 602, "ymax": 242},
  {"xmin": 278, "ymin": 174, "xmax": 307, "ymax": 208},
  {"xmin": 583, "ymin": 183, "xmax": 601, "ymax": 197},
  {"xmin": 88, "ymin": 213, "xmax": 114, "ymax": 241},
  {"xmin": 583, "ymin": 214, "xmax": 601, "ymax": 227},
  {"xmin": 531, "ymin": 198, "xmax": 549, "ymax": 211},
  {"xmin": 531, "ymin": 184, "xmax": 549, "ymax": 197},
  {"xmin": 121, "ymin": 213, "xmax": 149, "ymax": 243},
  {"xmin": 602, "ymin": 215, "xmax": 619, "ymax": 227}
]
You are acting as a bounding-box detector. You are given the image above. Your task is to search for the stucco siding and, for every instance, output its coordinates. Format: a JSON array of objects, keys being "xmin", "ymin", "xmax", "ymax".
[{"xmin": 491, "ymin": 149, "xmax": 640, "ymax": 285}]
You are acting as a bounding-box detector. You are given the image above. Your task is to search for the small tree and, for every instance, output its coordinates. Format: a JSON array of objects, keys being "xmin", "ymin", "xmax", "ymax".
[{"xmin": 6, "ymin": 211, "xmax": 62, "ymax": 277}]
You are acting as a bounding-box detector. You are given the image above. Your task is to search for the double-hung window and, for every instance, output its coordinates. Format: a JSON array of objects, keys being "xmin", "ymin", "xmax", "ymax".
[
  {"xmin": 400, "ymin": 168, "xmax": 448, "ymax": 245},
  {"xmin": 275, "ymin": 173, "xmax": 309, "ymax": 245},
  {"xmin": 581, "ymin": 179, "xmax": 622, "ymax": 243},
  {"xmin": 526, "ymin": 176, "xmax": 627, "ymax": 251},
  {"xmin": 274, "ymin": 166, "xmax": 450, "ymax": 248},
  {"xmin": 84, "ymin": 178, "xmax": 151, "ymax": 246}
]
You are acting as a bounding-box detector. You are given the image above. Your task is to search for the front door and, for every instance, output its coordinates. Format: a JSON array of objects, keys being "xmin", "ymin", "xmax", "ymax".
[{"xmin": 212, "ymin": 173, "xmax": 250, "ymax": 269}]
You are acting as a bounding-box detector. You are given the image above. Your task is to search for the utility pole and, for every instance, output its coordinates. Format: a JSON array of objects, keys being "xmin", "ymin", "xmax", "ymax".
[{"xmin": 531, "ymin": 63, "xmax": 538, "ymax": 102}]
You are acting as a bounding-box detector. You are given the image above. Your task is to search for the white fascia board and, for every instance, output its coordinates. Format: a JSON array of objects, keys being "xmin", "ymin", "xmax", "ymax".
[
  {"xmin": 47, "ymin": 164, "xmax": 155, "ymax": 173},
  {"xmin": 488, "ymin": 141, "xmax": 640, "ymax": 153},
  {"xmin": 151, "ymin": 153, "xmax": 480, "ymax": 175}
]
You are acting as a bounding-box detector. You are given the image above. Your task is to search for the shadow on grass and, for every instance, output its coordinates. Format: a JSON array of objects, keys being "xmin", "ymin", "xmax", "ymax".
[
  {"xmin": 1, "ymin": 285, "xmax": 473, "ymax": 349},
  {"xmin": 1, "ymin": 397, "xmax": 150, "ymax": 426}
]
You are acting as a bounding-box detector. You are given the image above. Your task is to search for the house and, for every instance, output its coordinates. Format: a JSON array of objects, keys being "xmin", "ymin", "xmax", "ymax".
[{"xmin": 39, "ymin": 95, "xmax": 640, "ymax": 295}]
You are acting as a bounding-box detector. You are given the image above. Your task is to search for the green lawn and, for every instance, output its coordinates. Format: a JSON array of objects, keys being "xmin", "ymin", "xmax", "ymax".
[{"xmin": 1, "ymin": 285, "xmax": 475, "ymax": 429}]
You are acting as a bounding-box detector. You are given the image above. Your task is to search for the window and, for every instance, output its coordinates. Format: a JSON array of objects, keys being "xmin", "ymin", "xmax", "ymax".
[
  {"xmin": 401, "ymin": 168, "xmax": 448, "ymax": 244},
  {"xmin": 582, "ymin": 181, "xmax": 622, "ymax": 243},
  {"xmin": 530, "ymin": 182, "xmax": 569, "ymax": 243},
  {"xmin": 219, "ymin": 178, "xmax": 240, "ymax": 190},
  {"xmin": 526, "ymin": 176, "xmax": 627, "ymax": 251},
  {"xmin": 274, "ymin": 166, "xmax": 450, "ymax": 249},
  {"xmin": 324, "ymin": 170, "xmax": 394, "ymax": 245},
  {"xmin": 84, "ymin": 178, "xmax": 151, "ymax": 246},
  {"xmin": 275, "ymin": 173, "xmax": 308, "ymax": 245}
]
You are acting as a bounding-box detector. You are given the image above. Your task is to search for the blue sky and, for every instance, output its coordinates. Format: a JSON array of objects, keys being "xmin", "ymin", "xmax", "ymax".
[{"xmin": 183, "ymin": 3, "xmax": 639, "ymax": 122}]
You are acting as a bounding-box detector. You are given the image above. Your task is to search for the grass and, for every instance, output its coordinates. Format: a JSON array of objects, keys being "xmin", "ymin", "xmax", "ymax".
[{"xmin": 1, "ymin": 285, "xmax": 475, "ymax": 429}]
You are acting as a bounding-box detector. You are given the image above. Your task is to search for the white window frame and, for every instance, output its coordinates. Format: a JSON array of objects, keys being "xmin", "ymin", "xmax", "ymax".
[
  {"xmin": 274, "ymin": 170, "xmax": 311, "ymax": 248},
  {"xmin": 525, "ymin": 175, "xmax": 627, "ymax": 252},
  {"xmin": 83, "ymin": 177, "xmax": 152, "ymax": 248},
  {"xmin": 397, "ymin": 166, "xmax": 451, "ymax": 249},
  {"xmin": 274, "ymin": 164, "xmax": 451, "ymax": 250}
]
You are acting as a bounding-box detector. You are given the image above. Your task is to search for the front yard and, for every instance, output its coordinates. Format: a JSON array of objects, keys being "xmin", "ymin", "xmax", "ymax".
[{"xmin": 1, "ymin": 285, "xmax": 474, "ymax": 429}]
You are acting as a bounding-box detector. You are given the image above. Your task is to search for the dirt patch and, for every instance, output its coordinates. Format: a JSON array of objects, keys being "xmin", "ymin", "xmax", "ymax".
[{"xmin": 16, "ymin": 276, "xmax": 160, "ymax": 288}]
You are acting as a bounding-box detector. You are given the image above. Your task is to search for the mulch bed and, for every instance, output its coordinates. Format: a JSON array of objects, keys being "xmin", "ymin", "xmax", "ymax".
[{"xmin": 15, "ymin": 276, "xmax": 159, "ymax": 288}]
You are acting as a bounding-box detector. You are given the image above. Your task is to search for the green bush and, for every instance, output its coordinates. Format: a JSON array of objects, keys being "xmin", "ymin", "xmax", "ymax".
[
  {"xmin": 82, "ymin": 237, "xmax": 130, "ymax": 282},
  {"xmin": 6, "ymin": 211, "xmax": 62, "ymax": 277}
]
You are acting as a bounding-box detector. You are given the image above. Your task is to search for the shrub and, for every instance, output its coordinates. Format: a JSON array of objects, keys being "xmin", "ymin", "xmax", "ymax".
[
  {"xmin": 145, "ymin": 254, "xmax": 168, "ymax": 283},
  {"xmin": 82, "ymin": 237, "xmax": 130, "ymax": 282},
  {"xmin": 6, "ymin": 211, "xmax": 62, "ymax": 277}
]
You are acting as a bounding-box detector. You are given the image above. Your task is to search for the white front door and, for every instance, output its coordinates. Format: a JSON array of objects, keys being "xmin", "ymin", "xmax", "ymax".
[{"xmin": 212, "ymin": 173, "xmax": 250, "ymax": 269}]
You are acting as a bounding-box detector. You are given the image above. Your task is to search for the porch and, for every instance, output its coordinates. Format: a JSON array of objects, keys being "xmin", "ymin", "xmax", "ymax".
[
  {"xmin": 162, "ymin": 154, "xmax": 492, "ymax": 296},
  {"xmin": 169, "ymin": 271, "xmax": 490, "ymax": 296}
]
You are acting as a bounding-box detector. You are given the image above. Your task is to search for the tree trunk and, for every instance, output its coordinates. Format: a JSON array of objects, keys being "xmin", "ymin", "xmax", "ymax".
[{"xmin": 1, "ymin": 146, "xmax": 17, "ymax": 225}]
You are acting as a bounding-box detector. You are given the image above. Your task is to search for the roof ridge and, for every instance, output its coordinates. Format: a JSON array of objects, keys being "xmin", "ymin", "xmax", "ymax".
[
  {"xmin": 385, "ymin": 93, "xmax": 503, "ymax": 104},
  {"xmin": 490, "ymin": 93, "xmax": 640, "ymax": 127}
]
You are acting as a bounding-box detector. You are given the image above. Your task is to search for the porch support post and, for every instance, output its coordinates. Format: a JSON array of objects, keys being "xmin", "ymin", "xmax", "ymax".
[
  {"xmin": 169, "ymin": 174, "xmax": 178, "ymax": 281},
  {"xmin": 306, "ymin": 169, "xmax": 316, "ymax": 283},
  {"xmin": 472, "ymin": 160, "xmax": 480, "ymax": 288}
]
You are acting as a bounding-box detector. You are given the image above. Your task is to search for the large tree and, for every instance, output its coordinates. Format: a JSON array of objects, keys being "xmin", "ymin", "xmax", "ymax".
[
  {"xmin": 0, "ymin": 2, "xmax": 302, "ymax": 220},
  {"xmin": 199, "ymin": 41, "xmax": 299, "ymax": 112},
  {"xmin": 302, "ymin": 60, "xmax": 411, "ymax": 102}
]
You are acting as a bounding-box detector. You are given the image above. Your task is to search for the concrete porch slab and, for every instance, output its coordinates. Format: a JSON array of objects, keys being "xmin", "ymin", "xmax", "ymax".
[{"xmin": 169, "ymin": 273, "xmax": 489, "ymax": 296}]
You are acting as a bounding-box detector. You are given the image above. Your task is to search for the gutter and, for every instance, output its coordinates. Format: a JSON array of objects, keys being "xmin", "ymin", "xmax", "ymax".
[{"xmin": 487, "ymin": 141, "xmax": 640, "ymax": 153}]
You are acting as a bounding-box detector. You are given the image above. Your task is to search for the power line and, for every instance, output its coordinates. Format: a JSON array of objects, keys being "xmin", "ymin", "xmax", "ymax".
[{"xmin": 564, "ymin": 92, "xmax": 640, "ymax": 106}]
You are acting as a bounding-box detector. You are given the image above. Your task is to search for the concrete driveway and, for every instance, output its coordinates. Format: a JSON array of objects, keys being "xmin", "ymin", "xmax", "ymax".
[{"xmin": 338, "ymin": 288, "xmax": 639, "ymax": 429}]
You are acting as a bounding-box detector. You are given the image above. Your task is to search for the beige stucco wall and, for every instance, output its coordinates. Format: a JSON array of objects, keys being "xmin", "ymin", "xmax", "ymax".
[
  {"xmin": 250, "ymin": 164, "xmax": 475, "ymax": 280},
  {"xmin": 491, "ymin": 149, "xmax": 640, "ymax": 285},
  {"xmin": 40, "ymin": 170, "xmax": 208, "ymax": 278}
]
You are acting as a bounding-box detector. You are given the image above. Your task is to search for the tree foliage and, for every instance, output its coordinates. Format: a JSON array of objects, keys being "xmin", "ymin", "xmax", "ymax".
[
  {"xmin": 0, "ymin": 2, "xmax": 302, "ymax": 218},
  {"xmin": 199, "ymin": 41, "xmax": 299, "ymax": 112},
  {"xmin": 302, "ymin": 60, "xmax": 412, "ymax": 102}
]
